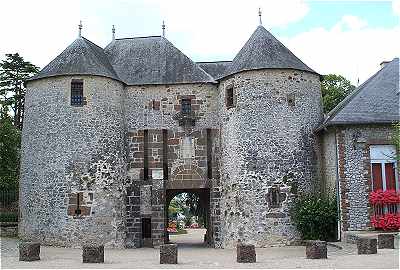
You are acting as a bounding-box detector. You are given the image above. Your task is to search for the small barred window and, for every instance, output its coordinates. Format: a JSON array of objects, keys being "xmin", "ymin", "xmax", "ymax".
[
  {"xmin": 71, "ymin": 80, "xmax": 83, "ymax": 106},
  {"xmin": 181, "ymin": 99, "xmax": 192, "ymax": 114}
]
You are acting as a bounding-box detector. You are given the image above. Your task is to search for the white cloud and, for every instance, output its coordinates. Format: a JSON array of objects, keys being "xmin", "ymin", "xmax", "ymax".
[
  {"xmin": 333, "ymin": 15, "xmax": 368, "ymax": 31},
  {"xmin": 393, "ymin": 0, "xmax": 400, "ymax": 16},
  {"xmin": 0, "ymin": 0, "xmax": 81, "ymax": 69},
  {"xmin": 283, "ymin": 16, "xmax": 400, "ymax": 85},
  {"xmin": 0, "ymin": 0, "xmax": 310, "ymax": 68},
  {"xmin": 0, "ymin": 0, "xmax": 398, "ymax": 87}
]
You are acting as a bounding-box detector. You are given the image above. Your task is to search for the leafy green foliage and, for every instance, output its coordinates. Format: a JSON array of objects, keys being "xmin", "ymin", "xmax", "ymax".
[
  {"xmin": 321, "ymin": 74, "xmax": 355, "ymax": 113},
  {"xmin": 0, "ymin": 53, "xmax": 39, "ymax": 129},
  {"xmin": 168, "ymin": 192, "xmax": 205, "ymax": 227},
  {"xmin": 0, "ymin": 117, "xmax": 21, "ymax": 189},
  {"xmin": 291, "ymin": 194, "xmax": 338, "ymax": 241},
  {"xmin": 0, "ymin": 212, "xmax": 18, "ymax": 222}
]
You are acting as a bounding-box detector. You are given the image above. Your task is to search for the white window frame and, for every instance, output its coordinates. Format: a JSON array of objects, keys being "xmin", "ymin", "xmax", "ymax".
[{"xmin": 370, "ymin": 145, "xmax": 399, "ymax": 191}]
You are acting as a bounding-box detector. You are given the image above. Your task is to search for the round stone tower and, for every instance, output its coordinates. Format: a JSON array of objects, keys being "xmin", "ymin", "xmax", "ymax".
[
  {"xmin": 218, "ymin": 26, "xmax": 323, "ymax": 248},
  {"xmin": 19, "ymin": 37, "xmax": 127, "ymax": 247}
]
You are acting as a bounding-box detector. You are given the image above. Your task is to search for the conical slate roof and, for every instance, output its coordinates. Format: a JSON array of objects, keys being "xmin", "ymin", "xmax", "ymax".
[
  {"xmin": 29, "ymin": 37, "xmax": 120, "ymax": 82},
  {"xmin": 321, "ymin": 58, "xmax": 399, "ymax": 128},
  {"xmin": 105, "ymin": 36, "xmax": 215, "ymax": 85},
  {"xmin": 223, "ymin": 26, "xmax": 316, "ymax": 78}
]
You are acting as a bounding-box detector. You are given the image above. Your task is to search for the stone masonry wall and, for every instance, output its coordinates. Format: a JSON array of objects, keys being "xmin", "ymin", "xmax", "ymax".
[
  {"xmin": 321, "ymin": 129, "xmax": 338, "ymax": 195},
  {"xmin": 20, "ymin": 76, "xmax": 126, "ymax": 248},
  {"xmin": 336, "ymin": 125, "xmax": 396, "ymax": 231},
  {"xmin": 123, "ymin": 83, "xmax": 222, "ymax": 247},
  {"xmin": 218, "ymin": 69, "xmax": 323, "ymax": 248}
]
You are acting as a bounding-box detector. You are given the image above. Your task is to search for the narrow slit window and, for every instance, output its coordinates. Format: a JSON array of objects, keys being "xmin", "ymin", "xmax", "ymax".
[
  {"xmin": 162, "ymin": 129, "xmax": 168, "ymax": 180},
  {"xmin": 75, "ymin": 192, "xmax": 82, "ymax": 215},
  {"xmin": 143, "ymin": 130, "xmax": 149, "ymax": 181},
  {"xmin": 71, "ymin": 80, "xmax": 83, "ymax": 106},
  {"xmin": 181, "ymin": 99, "xmax": 191, "ymax": 114},
  {"xmin": 226, "ymin": 87, "xmax": 234, "ymax": 108}
]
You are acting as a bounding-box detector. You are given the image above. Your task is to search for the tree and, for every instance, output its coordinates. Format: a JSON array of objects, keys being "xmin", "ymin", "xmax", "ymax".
[
  {"xmin": 0, "ymin": 116, "xmax": 21, "ymax": 189},
  {"xmin": 321, "ymin": 74, "xmax": 355, "ymax": 113},
  {"xmin": 0, "ymin": 53, "xmax": 39, "ymax": 129}
]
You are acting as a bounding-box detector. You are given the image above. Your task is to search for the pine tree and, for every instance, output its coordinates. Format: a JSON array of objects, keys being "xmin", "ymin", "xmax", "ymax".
[{"xmin": 0, "ymin": 53, "xmax": 39, "ymax": 129}]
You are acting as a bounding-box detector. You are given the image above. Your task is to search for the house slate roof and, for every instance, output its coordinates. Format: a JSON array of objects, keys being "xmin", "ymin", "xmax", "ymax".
[
  {"xmin": 223, "ymin": 25, "xmax": 317, "ymax": 78},
  {"xmin": 104, "ymin": 36, "xmax": 215, "ymax": 85},
  {"xmin": 28, "ymin": 37, "xmax": 121, "ymax": 82},
  {"xmin": 319, "ymin": 57, "xmax": 399, "ymax": 129},
  {"xmin": 196, "ymin": 61, "xmax": 232, "ymax": 80}
]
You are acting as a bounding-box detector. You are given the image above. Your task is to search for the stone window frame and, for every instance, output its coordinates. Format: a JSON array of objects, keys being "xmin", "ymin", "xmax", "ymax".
[
  {"xmin": 287, "ymin": 93, "xmax": 296, "ymax": 108},
  {"xmin": 181, "ymin": 98, "xmax": 192, "ymax": 114},
  {"xmin": 369, "ymin": 144, "xmax": 399, "ymax": 192},
  {"xmin": 225, "ymin": 84, "xmax": 235, "ymax": 109},
  {"xmin": 70, "ymin": 79, "xmax": 86, "ymax": 106}
]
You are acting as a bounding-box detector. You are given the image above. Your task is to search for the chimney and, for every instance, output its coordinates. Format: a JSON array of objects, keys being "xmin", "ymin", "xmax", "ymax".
[{"xmin": 380, "ymin": 60, "xmax": 390, "ymax": 68}]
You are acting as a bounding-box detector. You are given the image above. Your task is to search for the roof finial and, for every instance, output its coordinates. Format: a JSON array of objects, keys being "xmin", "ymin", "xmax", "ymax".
[
  {"xmin": 162, "ymin": 20, "xmax": 166, "ymax": 37},
  {"xmin": 78, "ymin": 20, "xmax": 83, "ymax": 38},
  {"xmin": 112, "ymin": 25, "xmax": 115, "ymax": 41},
  {"xmin": 258, "ymin": 8, "xmax": 262, "ymax": 25}
]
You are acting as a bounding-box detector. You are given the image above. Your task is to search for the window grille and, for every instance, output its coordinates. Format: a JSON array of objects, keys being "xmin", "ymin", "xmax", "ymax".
[
  {"xmin": 71, "ymin": 80, "xmax": 83, "ymax": 106},
  {"xmin": 181, "ymin": 99, "xmax": 191, "ymax": 114}
]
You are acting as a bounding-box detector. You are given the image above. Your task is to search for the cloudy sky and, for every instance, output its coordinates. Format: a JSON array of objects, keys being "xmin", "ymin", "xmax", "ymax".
[{"xmin": 0, "ymin": 0, "xmax": 399, "ymax": 84}]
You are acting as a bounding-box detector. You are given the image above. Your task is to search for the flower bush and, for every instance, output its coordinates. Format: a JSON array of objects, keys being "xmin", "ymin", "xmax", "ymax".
[
  {"xmin": 369, "ymin": 189, "xmax": 400, "ymax": 230},
  {"xmin": 371, "ymin": 214, "xmax": 400, "ymax": 230},
  {"xmin": 369, "ymin": 190, "xmax": 400, "ymax": 205}
]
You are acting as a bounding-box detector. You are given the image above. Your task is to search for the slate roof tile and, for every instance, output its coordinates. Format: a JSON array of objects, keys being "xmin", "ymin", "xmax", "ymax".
[
  {"xmin": 29, "ymin": 37, "xmax": 120, "ymax": 82},
  {"xmin": 321, "ymin": 57, "xmax": 399, "ymax": 128}
]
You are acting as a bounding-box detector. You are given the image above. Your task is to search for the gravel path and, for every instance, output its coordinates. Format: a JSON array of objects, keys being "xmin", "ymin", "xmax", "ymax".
[{"xmin": 1, "ymin": 229, "xmax": 399, "ymax": 269}]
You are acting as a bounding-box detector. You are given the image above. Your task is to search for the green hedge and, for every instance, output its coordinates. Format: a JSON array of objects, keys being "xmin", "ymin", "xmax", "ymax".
[
  {"xmin": 0, "ymin": 212, "xmax": 18, "ymax": 222},
  {"xmin": 291, "ymin": 194, "xmax": 338, "ymax": 241}
]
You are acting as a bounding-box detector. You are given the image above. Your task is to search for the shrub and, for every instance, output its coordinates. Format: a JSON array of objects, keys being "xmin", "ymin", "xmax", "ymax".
[
  {"xmin": 291, "ymin": 194, "xmax": 338, "ymax": 241},
  {"xmin": 0, "ymin": 212, "xmax": 18, "ymax": 222}
]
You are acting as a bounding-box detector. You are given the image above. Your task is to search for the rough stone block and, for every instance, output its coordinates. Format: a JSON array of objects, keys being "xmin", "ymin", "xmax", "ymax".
[
  {"xmin": 357, "ymin": 237, "xmax": 377, "ymax": 254},
  {"xmin": 306, "ymin": 240, "xmax": 327, "ymax": 259},
  {"xmin": 378, "ymin": 234, "xmax": 395, "ymax": 249},
  {"xmin": 19, "ymin": 242, "xmax": 40, "ymax": 261},
  {"xmin": 160, "ymin": 244, "xmax": 178, "ymax": 264},
  {"xmin": 82, "ymin": 245, "xmax": 104, "ymax": 263},
  {"xmin": 236, "ymin": 244, "xmax": 256, "ymax": 263}
]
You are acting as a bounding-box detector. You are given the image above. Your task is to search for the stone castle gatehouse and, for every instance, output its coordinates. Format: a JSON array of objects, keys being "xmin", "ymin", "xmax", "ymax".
[{"xmin": 20, "ymin": 23, "xmax": 325, "ymax": 248}]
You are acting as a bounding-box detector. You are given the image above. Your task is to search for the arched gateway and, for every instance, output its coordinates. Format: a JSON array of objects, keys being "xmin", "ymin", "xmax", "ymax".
[{"xmin": 124, "ymin": 128, "xmax": 222, "ymax": 248}]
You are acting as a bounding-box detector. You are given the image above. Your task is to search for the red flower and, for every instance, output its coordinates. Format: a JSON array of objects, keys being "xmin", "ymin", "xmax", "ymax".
[{"xmin": 369, "ymin": 190, "xmax": 400, "ymax": 205}]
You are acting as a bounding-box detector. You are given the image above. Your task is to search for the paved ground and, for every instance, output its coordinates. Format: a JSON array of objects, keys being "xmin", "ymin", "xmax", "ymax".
[{"xmin": 1, "ymin": 229, "xmax": 399, "ymax": 269}]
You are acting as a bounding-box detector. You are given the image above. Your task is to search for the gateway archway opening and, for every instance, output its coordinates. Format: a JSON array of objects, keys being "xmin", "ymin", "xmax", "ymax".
[{"xmin": 166, "ymin": 189, "xmax": 211, "ymax": 247}]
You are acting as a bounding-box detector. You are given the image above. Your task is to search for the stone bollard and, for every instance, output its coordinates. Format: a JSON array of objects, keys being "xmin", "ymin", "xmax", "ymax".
[
  {"xmin": 236, "ymin": 244, "xmax": 256, "ymax": 263},
  {"xmin": 82, "ymin": 245, "xmax": 104, "ymax": 263},
  {"xmin": 378, "ymin": 234, "xmax": 395, "ymax": 249},
  {"xmin": 357, "ymin": 237, "xmax": 377, "ymax": 255},
  {"xmin": 306, "ymin": 240, "xmax": 327, "ymax": 259},
  {"xmin": 19, "ymin": 242, "xmax": 40, "ymax": 261},
  {"xmin": 160, "ymin": 244, "xmax": 178, "ymax": 264}
]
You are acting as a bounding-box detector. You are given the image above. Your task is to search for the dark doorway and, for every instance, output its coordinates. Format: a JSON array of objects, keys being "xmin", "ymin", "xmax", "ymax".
[{"xmin": 141, "ymin": 218, "xmax": 152, "ymax": 247}]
